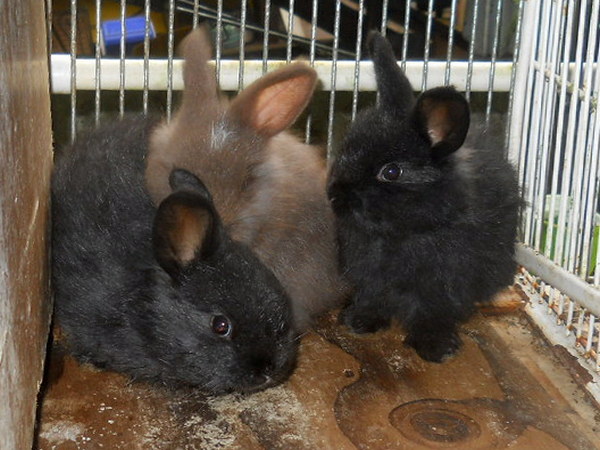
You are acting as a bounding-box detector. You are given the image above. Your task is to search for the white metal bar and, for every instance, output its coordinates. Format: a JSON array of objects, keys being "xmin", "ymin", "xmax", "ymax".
[
  {"xmin": 530, "ymin": 2, "xmax": 558, "ymax": 250},
  {"xmin": 50, "ymin": 57, "xmax": 516, "ymax": 93},
  {"xmin": 381, "ymin": 0, "xmax": 389, "ymax": 35},
  {"xmin": 166, "ymin": 0, "xmax": 175, "ymax": 120},
  {"xmin": 527, "ymin": 0, "xmax": 553, "ymax": 249},
  {"xmin": 465, "ymin": 0, "xmax": 481, "ymax": 101},
  {"xmin": 485, "ymin": 0, "xmax": 504, "ymax": 124},
  {"xmin": 585, "ymin": 315, "xmax": 595, "ymax": 354},
  {"xmin": 520, "ymin": 0, "xmax": 543, "ymax": 244},
  {"xmin": 215, "ymin": 0, "xmax": 224, "ymax": 83},
  {"xmin": 326, "ymin": 0, "xmax": 342, "ymax": 155},
  {"xmin": 143, "ymin": 0, "xmax": 151, "ymax": 115},
  {"xmin": 504, "ymin": 0, "xmax": 525, "ymax": 153},
  {"xmin": 286, "ymin": 0, "xmax": 294, "ymax": 63},
  {"xmin": 545, "ymin": 0, "xmax": 576, "ymax": 261},
  {"xmin": 444, "ymin": 0, "xmax": 458, "ymax": 86},
  {"xmin": 351, "ymin": 0, "xmax": 365, "ymax": 121},
  {"xmin": 304, "ymin": 0, "xmax": 318, "ymax": 144},
  {"xmin": 119, "ymin": 0, "xmax": 126, "ymax": 117},
  {"xmin": 556, "ymin": 0, "xmax": 587, "ymax": 266},
  {"xmin": 238, "ymin": 0, "xmax": 248, "ymax": 90},
  {"xmin": 569, "ymin": 0, "xmax": 600, "ymax": 278},
  {"xmin": 95, "ymin": 0, "xmax": 102, "ymax": 125},
  {"xmin": 262, "ymin": 0, "xmax": 271, "ymax": 74},
  {"xmin": 517, "ymin": 244, "xmax": 600, "ymax": 317},
  {"xmin": 401, "ymin": 0, "xmax": 411, "ymax": 69},
  {"xmin": 69, "ymin": 0, "xmax": 77, "ymax": 141},
  {"xmin": 421, "ymin": 0, "xmax": 434, "ymax": 91},
  {"xmin": 192, "ymin": 0, "xmax": 200, "ymax": 29}
]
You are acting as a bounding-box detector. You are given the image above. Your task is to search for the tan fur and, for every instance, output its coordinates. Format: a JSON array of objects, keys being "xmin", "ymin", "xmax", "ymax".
[{"xmin": 145, "ymin": 29, "xmax": 347, "ymax": 330}]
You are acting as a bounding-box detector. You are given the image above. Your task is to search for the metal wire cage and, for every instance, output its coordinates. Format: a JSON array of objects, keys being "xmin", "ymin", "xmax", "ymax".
[{"xmin": 48, "ymin": 0, "xmax": 600, "ymax": 401}]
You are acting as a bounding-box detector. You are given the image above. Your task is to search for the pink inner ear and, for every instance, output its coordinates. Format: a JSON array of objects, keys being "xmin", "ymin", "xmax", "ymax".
[
  {"xmin": 427, "ymin": 105, "xmax": 451, "ymax": 145},
  {"xmin": 252, "ymin": 75, "xmax": 314, "ymax": 136}
]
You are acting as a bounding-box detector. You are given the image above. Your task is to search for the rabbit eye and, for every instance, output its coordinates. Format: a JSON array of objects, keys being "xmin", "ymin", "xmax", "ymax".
[
  {"xmin": 211, "ymin": 315, "xmax": 232, "ymax": 337},
  {"xmin": 377, "ymin": 163, "xmax": 402, "ymax": 182}
]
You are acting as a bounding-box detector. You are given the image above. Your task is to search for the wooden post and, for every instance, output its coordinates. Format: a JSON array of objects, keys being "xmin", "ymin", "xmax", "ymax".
[{"xmin": 0, "ymin": 0, "xmax": 53, "ymax": 448}]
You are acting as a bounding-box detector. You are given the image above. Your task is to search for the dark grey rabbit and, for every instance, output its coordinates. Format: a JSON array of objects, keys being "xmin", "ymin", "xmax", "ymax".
[
  {"xmin": 51, "ymin": 118, "xmax": 297, "ymax": 393},
  {"xmin": 327, "ymin": 32, "xmax": 520, "ymax": 362},
  {"xmin": 146, "ymin": 28, "xmax": 346, "ymax": 330}
]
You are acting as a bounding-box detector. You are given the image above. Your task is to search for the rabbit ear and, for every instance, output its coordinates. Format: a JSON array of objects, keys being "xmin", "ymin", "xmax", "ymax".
[
  {"xmin": 411, "ymin": 87, "xmax": 470, "ymax": 160},
  {"xmin": 178, "ymin": 27, "xmax": 221, "ymax": 119},
  {"xmin": 227, "ymin": 62, "xmax": 318, "ymax": 137},
  {"xmin": 153, "ymin": 170, "xmax": 221, "ymax": 278},
  {"xmin": 368, "ymin": 31, "xmax": 415, "ymax": 116}
]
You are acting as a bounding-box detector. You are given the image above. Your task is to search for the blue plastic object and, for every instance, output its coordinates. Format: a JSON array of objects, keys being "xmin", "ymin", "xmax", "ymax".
[{"xmin": 101, "ymin": 16, "xmax": 155, "ymax": 51}]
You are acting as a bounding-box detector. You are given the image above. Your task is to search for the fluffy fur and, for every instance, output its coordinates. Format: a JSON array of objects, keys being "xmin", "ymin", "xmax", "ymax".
[
  {"xmin": 327, "ymin": 32, "xmax": 520, "ymax": 362},
  {"xmin": 145, "ymin": 28, "xmax": 346, "ymax": 330},
  {"xmin": 51, "ymin": 118, "xmax": 297, "ymax": 393}
]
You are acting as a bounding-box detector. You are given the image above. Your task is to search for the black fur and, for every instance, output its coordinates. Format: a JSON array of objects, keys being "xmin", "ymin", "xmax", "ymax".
[
  {"xmin": 51, "ymin": 117, "xmax": 297, "ymax": 393},
  {"xmin": 327, "ymin": 32, "xmax": 520, "ymax": 362}
]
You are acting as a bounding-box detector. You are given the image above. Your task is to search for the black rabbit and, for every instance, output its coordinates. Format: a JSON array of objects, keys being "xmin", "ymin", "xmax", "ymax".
[
  {"xmin": 51, "ymin": 117, "xmax": 297, "ymax": 393},
  {"xmin": 327, "ymin": 32, "xmax": 520, "ymax": 362}
]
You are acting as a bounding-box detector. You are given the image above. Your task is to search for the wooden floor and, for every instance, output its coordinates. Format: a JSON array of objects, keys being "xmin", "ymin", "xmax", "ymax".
[{"xmin": 37, "ymin": 293, "xmax": 600, "ymax": 449}]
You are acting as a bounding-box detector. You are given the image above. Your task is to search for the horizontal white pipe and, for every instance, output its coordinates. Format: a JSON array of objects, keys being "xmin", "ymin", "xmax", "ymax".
[
  {"xmin": 516, "ymin": 243, "xmax": 600, "ymax": 317},
  {"xmin": 50, "ymin": 54, "xmax": 514, "ymax": 93}
]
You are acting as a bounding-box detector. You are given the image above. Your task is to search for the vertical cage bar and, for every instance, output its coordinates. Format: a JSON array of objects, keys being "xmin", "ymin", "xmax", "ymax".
[
  {"xmin": 94, "ymin": 0, "xmax": 102, "ymax": 125},
  {"xmin": 351, "ymin": 0, "xmax": 365, "ymax": 121},
  {"xmin": 465, "ymin": 0, "xmax": 481, "ymax": 100},
  {"xmin": 381, "ymin": 0, "xmax": 390, "ymax": 35},
  {"xmin": 192, "ymin": 0, "xmax": 200, "ymax": 29},
  {"xmin": 421, "ymin": 0, "xmax": 434, "ymax": 91},
  {"xmin": 535, "ymin": 0, "xmax": 564, "ymax": 254},
  {"xmin": 545, "ymin": 0, "xmax": 576, "ymax": 259},
  {"xmin": 166, "ymin": 0, "xmax": 175, "ymax": 121},
  {"xmin": 519, "ymin": 0, "xmax": 543, "ymax": 244},
  {"xmin": 286, "ymin": 0, "xmax": 295, "ymax": 63},
  {"xmin": 401, "ymin": 0, "xmax": 411, "ymax": 69},
  {"xmin": 484, "ymin": 0, "xmax": 504, "ymax": 124},
  {"xmin": 304, "ymin": 0, "xmax": 318, "ymax": 144},
  {"xmin": 556, "ymin": 0, "xmax": 587, "ymax": 267},
  {"xmin": 70, "ymin": 0, "xmax": 78, "ymax": 141},
  {"xmin": 262, "ymin": 0, "xmax": 271, "ymax": 74},
  {"xmin": 326, "ymin": 0, "xmax": 342, "ymax": 156},
  {"xmin": 444, "ymin": 0, "xmax": 458, "ymax": 86},
  {"xmin": 528, "ymin": 0, "xmax": 555, "ymax": 249},
  {"xmin": 579, "ymin": 9, "xmax": 600, "ymax": 280},
  {"xmin": 216, "ymin": 0, "xmax": 224, "ymax": 84},
  {"xmin": 568, "ymin": 0, "xmax": 600, "ymax": 278},
  {"xmin": 586, "ymin": 315, "xmax": 596, "ymax": 353},
  {"xmin": 505, "ymin": 0, "xmax": 525, "ymax": 155},
  {"xmin": 566, "ymin": 299, "xmax": 575, "ymax": 335},
  {"xmin": 143, "ymin": 0, "xmax": 151, "ymax": 115},
  {"xmin": 238, "ymin": 0, "xmax": 248, "ymax": 90},
  {"xmin": 119, "ymin": 0, "xmax": 126, "ymax": 117}
]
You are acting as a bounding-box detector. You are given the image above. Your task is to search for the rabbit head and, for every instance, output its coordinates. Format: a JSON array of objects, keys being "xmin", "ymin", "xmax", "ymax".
[
  {"xmin": 145, "ymin": 169, "xmax": 298, "ymax": 392},
  {"xmin": 328, "ymin": 31, "xmax": 470, "ymax": 229},
  {"xmin": 146, "ymin": 27, "xmax": 319, "ymax": 225}
]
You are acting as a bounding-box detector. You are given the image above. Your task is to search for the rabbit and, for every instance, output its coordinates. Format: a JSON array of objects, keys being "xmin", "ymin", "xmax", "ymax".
[
  {"xmin": 51, "ymin": 117, "xmax": 298, "ymax": 393},
  {"xmin": 326, "ymin": 31, "xmax": 520, "ymax": 363},
  {"xmin": 145, "ymin": 28, "xmax": 347, "ymax": 331}
]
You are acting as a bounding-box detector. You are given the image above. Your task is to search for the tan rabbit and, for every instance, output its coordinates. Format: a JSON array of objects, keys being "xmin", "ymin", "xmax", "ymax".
[{"xmin": 146, "ymin": 28, "xmax": 346, "ymax": 330}]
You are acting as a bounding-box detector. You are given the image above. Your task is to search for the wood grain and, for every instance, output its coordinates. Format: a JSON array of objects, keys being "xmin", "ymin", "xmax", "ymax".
[{"xmin": 37, "ymin": 311, "xmax": 600, "ymax": 449}]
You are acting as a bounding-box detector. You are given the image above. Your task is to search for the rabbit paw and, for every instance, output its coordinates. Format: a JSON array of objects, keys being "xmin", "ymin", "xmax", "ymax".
[
  {"xmin": 339, "ymin": 306, "xmax": 391, "ymax": 334},
  {"xmin": 404, "ymin": 330, "xmax": 462, "ymax": 363}
]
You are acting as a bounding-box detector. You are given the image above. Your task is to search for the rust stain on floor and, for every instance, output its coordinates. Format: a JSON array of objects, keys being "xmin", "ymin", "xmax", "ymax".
[{"xmin": 36, "ymin": 309, "xmax": 600, "ymax": 449}]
